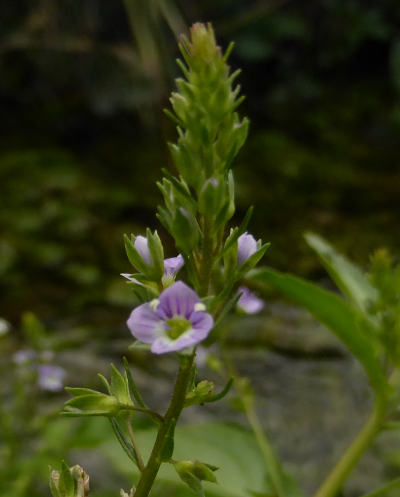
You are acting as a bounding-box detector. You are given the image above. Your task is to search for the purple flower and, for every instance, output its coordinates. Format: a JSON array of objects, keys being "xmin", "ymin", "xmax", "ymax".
[
  {"xmin": 127, "ymin": 281, "xmax": 213, "ymax": 354},
  {"xmin": 237, "ymin": 232, "xmax": 257, "ymax": 265},
  {"xmin": 237, "ymin": 286, "xmax": 264, "ymax": 314},
  {"xmin": 38, "ymin": 365, "xmax": 66, "ymax": 392},
  {"xmin": 13, "ymin": 349, "xmax": 36, "ymax": 364},
  {"xmin": 122, "ymin": 249, "xmax": 184, "ymax": 285},
  {"xmin": 163, "ymin": 254, "xmax": 184, "ymax": 277}
]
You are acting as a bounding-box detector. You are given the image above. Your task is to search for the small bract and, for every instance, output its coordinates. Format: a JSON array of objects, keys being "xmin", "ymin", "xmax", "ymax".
[{"xmin": 127, "ymin": 281, "xmax": 213, "ymax": 354}]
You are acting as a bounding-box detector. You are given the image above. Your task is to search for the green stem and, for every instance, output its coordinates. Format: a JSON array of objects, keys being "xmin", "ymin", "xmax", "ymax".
[
  {"xmin": 360, "ymin": 478, "xmax": 400, "ymax": 497},
  {"xmin": 133, "ymin": 352, "xmax": 195, "ymax": 497},
  {"xmin": 222, "ymin": 348, "xmax": 285, "ymax": 497},
  {"xmin": 198, "ymin": 216, "xmax": 214, "ymax": 296},
  {"xmin": 313, "ymin": 396, "xmax": 387, "ymax": 497},
  {"xmin": 120, "ymin": 405, "xmax": 164, "ymax": 424},
  {"xmin": 242, "ymin": 394, "xmax": 285, "ymax": 497},
  {"xmin": 126, "ymin": 416, "xmax": 145, "ymax": 472}
]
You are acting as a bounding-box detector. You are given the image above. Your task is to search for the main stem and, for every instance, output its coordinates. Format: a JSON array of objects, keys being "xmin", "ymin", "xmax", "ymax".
[
  {"xmin": 313, "ymin": 396, "xmax": 387, "ymax": 497},
  {"xmin": 198, "ymin": 216, "xmax": 214, "ymax": 297},
  {"xmin": 133, "ymin": 352, "xmax": 195, "ymax": 497}
]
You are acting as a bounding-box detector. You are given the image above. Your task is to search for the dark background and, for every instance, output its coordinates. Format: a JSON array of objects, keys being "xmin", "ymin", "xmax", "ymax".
[
  {"xmin": 1, "ymin": 2, "xmax": 400, "ymax": 496},
  {"xmin": 1, "ymin": 0, "xmax": 400, "ymax": 328}
]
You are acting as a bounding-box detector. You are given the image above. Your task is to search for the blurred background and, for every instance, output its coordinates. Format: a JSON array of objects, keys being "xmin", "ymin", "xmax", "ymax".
[{"xmin": 1, "ymin": 1, "xmax": 400, "ymax": 496}]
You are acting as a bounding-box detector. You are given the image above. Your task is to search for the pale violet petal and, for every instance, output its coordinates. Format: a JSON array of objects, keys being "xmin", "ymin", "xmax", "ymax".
[
  {"xmin": 163, "ymin": 254, "xmax": 184, "ymax": 277},
  {"xmin": 237, "ymin": 286, "xmax": 264, "ymax": 314},
  {"xmin": 157, "ymin": 281, "xmax": 200, "ymax": 320},
  {"xmin": 127, "ymin": 303, "xmax": 165, "ymax": 343},
  {"xmin": 237, "ymin": 232, "xmax": 257, "ymax": 265},
  {"xmin": 134, "ymin": 235, "xmax": 152, "ymax": 265},
  {"xmin": 151, "ymin": 327, "xmax": 208, "ymax": 354},
  {"xmin": 190, "ymin": 311, "xmax": 214, "ymax": 334}
]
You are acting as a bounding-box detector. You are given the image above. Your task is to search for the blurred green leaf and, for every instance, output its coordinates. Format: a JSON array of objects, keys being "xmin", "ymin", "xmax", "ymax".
[
  {"xmin": 104, "ymin": 423, "xmax": 268, "ymax": 497},
  {"xmin": 304, "ymin": 232, "xmax": 378, "ymax": 316},
  {"xmin": 246, "ymin": 267, "xmax": 384, "ymax": 391}
]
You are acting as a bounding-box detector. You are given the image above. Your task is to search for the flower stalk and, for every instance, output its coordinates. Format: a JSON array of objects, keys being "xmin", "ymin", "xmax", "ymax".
[{"xmin": 133, "ymin": 352, "xmax": 196, "ymax": 497}]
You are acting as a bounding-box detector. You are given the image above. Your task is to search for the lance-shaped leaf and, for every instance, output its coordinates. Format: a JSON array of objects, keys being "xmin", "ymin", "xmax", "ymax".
[
  {"xmin": 110, "ymin": 364, "xmax": 132, "ymax": 406},
  {"xmin": 63, "ymin": 392, "xmax": 119, "ymax": 417},
  {"xmin": 304, "ymin": 232, "xmax": 379, "ymax": 316},
  {"xmin": 246, "ymin": 268, "xmax": 385, "ymax": 391},
  {"xmin": 109, "ymin": 417, "xmax": 140, "ymax": 468},
  {"xmin": 123, "ymin": 356, "xmax": 147, "ymax": 408}
]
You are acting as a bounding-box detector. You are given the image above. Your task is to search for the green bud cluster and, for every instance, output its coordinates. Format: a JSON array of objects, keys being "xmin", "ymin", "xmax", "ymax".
[
  {"xmin": 156, "ymin": 22, "xmax": 266, "ymax": 301},
  {"xmin": 168, "ymin": 23, "xmax": 249, "ymax": 190},
  {"xmin": 50, "ymin": 463, "xmax": 89, "ymax": 497},
  {"xmin": 173, "ymin": 459, "xmax": 218, "ymax": 497}
]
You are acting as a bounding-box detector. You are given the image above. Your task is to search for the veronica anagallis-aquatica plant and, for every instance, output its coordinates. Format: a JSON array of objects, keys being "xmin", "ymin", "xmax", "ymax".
[
  {"xmin": 51, "ymin": 23, "xmax": 268, "ymax": 497},
  {"xmin": 50, "ymin": 22, "xmax": 400, "ymax": 497}
]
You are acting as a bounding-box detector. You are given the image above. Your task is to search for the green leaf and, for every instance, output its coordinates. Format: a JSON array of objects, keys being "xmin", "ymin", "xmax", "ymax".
[
  {"xmin": 97, "ymin": 373, "xmax": 112, "ymax": 394},
  {"xmin": 146, "ymin": 229, "xmax": 164, "ymax": 281},
  {"xmin": 65, "ymin": 387, "xmax": 102, "ymax": 397},
  {"xmin": 59, "ymin": 461, "xmax": 75, "ymax": 497},
  {"xmin": 160, "ymin": 420, "xmax": 176, "ymax": 462},
  {"xmin": 223, "ymin": 206, "xmax": 254, "ymax": 254},
  {"xmin": 109, "ymin": 417, "xmax": 140, "ymax": 468},
  {"xmin": 104, "ymin": 423, "xmax": 269, "ymax": 497},
  {"xmin": 110, "ymin": 364, "xmax": 132, "ymax": 405},
  {"xmin": 64, "ymin": 393, "xmax": 118, "ymax": 415},
  {"xmin": 304, "ymin": 232, "xmax": 378, "ymax": 316},
  {"xmin": 246, "ymin": 268, "xmax": 384, "ymax": 391},
  {"xmin": 123, "ymin": 357, "xmax": 147, "ymax": 408},
  {"xmin": 22, "ymin": 312, "xmax": 47, "ymax": 348}
]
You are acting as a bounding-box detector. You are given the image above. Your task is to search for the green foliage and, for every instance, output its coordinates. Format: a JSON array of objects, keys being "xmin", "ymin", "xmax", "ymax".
[
  {"xmin": 304, "ymin": 232, "xmax": 379, "ymax": 316},
  {"xmin": 247, "ymin": 267, "xmax": 385, "ymax": 391},
  {"xmin": 63, "ymin": 365, "xmax": 146, "ymax": 417},
  {"xmin": 104, "ymin": 423, "xmax": 269, "ymax": 497},
  {"xmin": 368, "ymin": 249, "xmax": 400, "ymax": 367},
  {"xmin": 173, "ymin": 460, "xmax": 218, "ymax": 497}
]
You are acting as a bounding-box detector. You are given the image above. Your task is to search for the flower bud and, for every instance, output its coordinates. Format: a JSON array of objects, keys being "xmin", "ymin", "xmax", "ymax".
[
  {"xmin": 124, "ymin": 230, "xmax": 164, "ymax": 281},
  {"xmin": 173, "ymin": 460, "xmax": 217, "ymax": 497},
  {"xmin": 172, "ymin": 208, "xmax": 200, "ymax": 253},
  {"xmin": 185, "ymin": 380, "xmax": 214, "ymax": 407},
  {"xmin": 198, "ymin": 178, "xmax": 225, "ymax": 218},
  {"xmin": 50, "ymin": 462, "xmax": 89, "ymax": 497},
  {"xmin": 237, "ymin": 232, "xmax": 257, "ymax": 265},
  {"xmin": 70, "ymin": 466, "xmax": 90, "ymax": 497}
]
